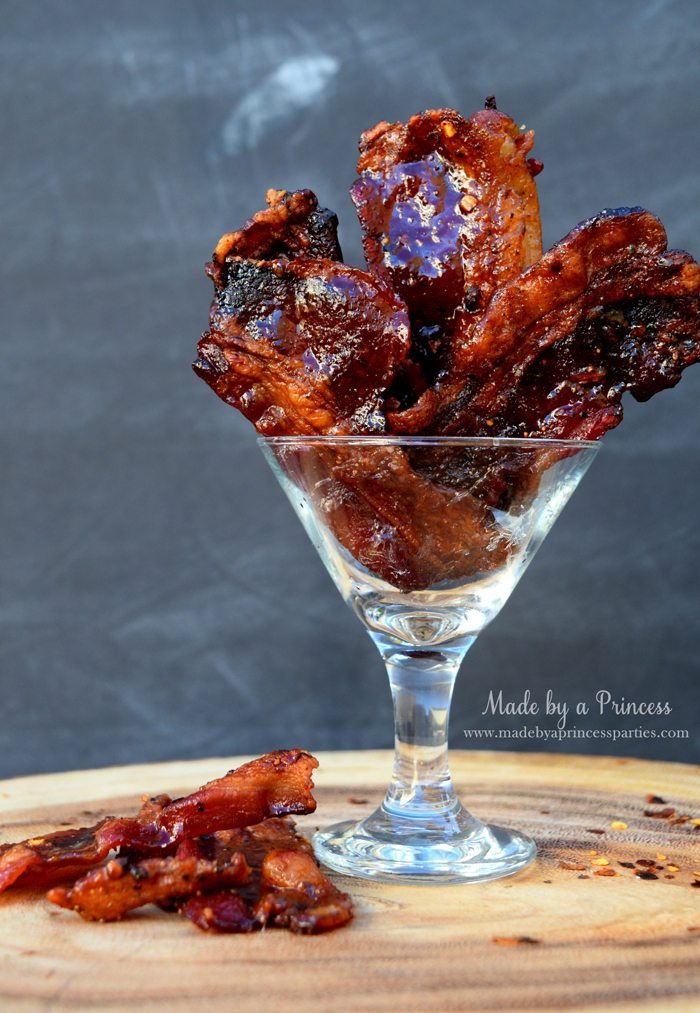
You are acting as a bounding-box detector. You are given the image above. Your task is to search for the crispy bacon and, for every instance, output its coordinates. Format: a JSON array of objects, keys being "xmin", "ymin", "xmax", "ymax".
[
  {"xmin": 352, "ymin": 105, "xmax": 542, "ymax": 430},
  {"xmin": 196, "ymin": 185, "xmax": 412, "ymax": 436},
  {"xmin": 47, "ymin": 814, "xmax": 352, "ymax": 934},
  {"xmin": 180, "ymin": 822, "xmax": 353, "ymax": 934},
  {"xmin": 282, "ymin": 442, "xmax": 512, "ymax": 590},
  {"xmin": 46, "ymin": 844, "xmax": 249, "ymax": 922},
  {"xmin": 432, "ymin": 208, "xmax": 700, "ymax": 439},
  {"xmin": 252, "ymin": 848, "xmax": 353, "ymax": 933},
  {"xmin": 354, "ymin": 107, "xmax": 542, "ymax": 326},
  {"xmin": 195, "ymin": 257, "xmax": 412, "ymax": 435},
  {"xmin": 191, "ymin": 105, "xmax": 700, "ymax": 590},
  {"xmin": 0, "ymin": 750, "xmax": 317, "ymax": 892},
  {"xmin": 207, "ymin": 187, "xmax": 342, "ymax": 286},
  {"xmin": 156, "ymin": 748, "xmax": 317, "ymax": 839},
  {"xmin": 0, "ymin": 796, "xmax": 171, "ymax": 894}
]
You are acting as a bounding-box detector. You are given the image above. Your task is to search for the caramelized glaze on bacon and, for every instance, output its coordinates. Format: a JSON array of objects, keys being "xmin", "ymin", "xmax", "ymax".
[
  {"xmin": 252, "ymin": 848, "xmax": 353, "ymax": 933},
  {"xmin": 208, "ymin": 187, "xmax": 342, "ymax": 286},
  {"xmin": 46, "ymin": 844, "xmax": 249, "ymax": 922},
  {"xmin": 195, "ymin": 257, "xmax": 411, "ymax": 435},
  {"xmin": 432, "ymin": 208, "xmax": 700, "ymax": 439},
  {"xmin": 353, "ymin": 105, "xmax": 542, "ymax": 431},
  {"xmin": 47, "ymin": 816, "xmax": 352, "ymax": 934},
  {"xmin": 191, "ymin": 103, "xmax": 700, "ymax": 592},
  {"xmin": 0, "ymin": 750, "xmax": 317, "ymax": 893},
  {"xmin": 294, "ymin": 442, "xmax": 511, "ymax": 590},
  {"xmin": 354, "ymin": 107, "xmax": 542, "ymax": 324},
  {"xmin": 180, "ymin": 821, "xmax": 353, "ymax": 934}
]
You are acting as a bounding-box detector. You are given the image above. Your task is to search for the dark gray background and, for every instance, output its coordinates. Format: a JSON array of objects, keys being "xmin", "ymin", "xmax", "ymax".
[{"xmin": 2, "ymin": 0, "xmax": 699, "ymax": 778}]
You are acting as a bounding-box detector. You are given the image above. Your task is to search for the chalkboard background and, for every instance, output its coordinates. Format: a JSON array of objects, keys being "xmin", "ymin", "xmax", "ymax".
[{"xmin": 2, "ymin": 0, "xmax": 699, "ymax": 777}]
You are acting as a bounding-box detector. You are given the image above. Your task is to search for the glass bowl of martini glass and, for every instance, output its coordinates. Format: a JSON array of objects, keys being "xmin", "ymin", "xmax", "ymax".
[{"xmin": 260, "ymin": 435, "xmax": 598, "ymax": 884}]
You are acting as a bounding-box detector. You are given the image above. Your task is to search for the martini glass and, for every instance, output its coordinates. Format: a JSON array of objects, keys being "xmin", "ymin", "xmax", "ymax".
[{"xmin": 259, "ymin": 435, "xmax": 598, "ymax": 883}]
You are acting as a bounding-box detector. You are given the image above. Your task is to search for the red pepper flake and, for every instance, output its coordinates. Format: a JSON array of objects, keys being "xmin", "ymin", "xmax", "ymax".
[
  {"xmin": 347, "ymin": 797, "xmax": 368, "ymax": 805},
  {"xmin": 688, "ymin": 926, "xmax": 700, "ymax": 933},
  {"xmin": 618, "ymin": 861, "xmax": 636, "ymax": 868},
  {"xmin": 585, "ymin": 828, "xmax": 606, "ymax": 835},
  {"xmin": 492, "ymin": 936, "xmax": 540, "ymax": 946},
  {"xmin": 643, "ymin": 807, "xmax": 676, "ymax": 819},
  {"xmin": 594, "ymin": 868, "xmax": 617, "ymax": 877},
  {"xmin": 645, "ymin": 794, "xmax": 667, "ymax": 805},
  {"xmin": 577, "ymin": 874, "xmax": 590, "ymax": 879},
  {"xmin": 559, "ymin": 861, "xmax": 587, "ymax": 871},
  {"xmin": 665, "ymin": 875, "xmax": 675, "ymax": 879},
  {"xmin": 669, "ymin": 815, "xmax": 690, "ymax": 825},
  {"xmin": 636, "ymin": 859, "xmax": 656, "ymax": 867},
  {"xmin": 691, "ymin": 881, "xmax": 700, "ymax": 889},
  {"xmin": 636, "ymin": 871, "xmax": 659, "ymax": 880}
]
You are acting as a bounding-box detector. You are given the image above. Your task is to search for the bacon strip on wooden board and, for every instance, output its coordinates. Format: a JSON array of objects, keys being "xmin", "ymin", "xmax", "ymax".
[
  {"xmin": 181, "ymin": 820, "xmax": 353, "ymax": 934},
  {"xmin": 0, "ymin": 750, "xmax": 317, "ymax": 892},
  {"xmin": 48, "ymin": 817, "xmax": 352, "ymax": 935}
]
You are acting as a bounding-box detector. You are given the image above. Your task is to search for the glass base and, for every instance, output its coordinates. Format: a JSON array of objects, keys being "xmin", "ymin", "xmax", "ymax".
[{"xmin": 313, "ymin": 812, "xmax": 536, "ymax": 885}]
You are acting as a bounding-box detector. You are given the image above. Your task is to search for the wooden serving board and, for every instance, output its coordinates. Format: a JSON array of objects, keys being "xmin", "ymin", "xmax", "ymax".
[{"xmin": 1, "ymin": 749, "xmax": 699, "ymax": 1012}]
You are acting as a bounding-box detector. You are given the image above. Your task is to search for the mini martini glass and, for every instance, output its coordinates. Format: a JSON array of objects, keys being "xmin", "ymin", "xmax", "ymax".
[{"xmin": 260, "ymin": 435, "xmax": 598, "ymax": 884}]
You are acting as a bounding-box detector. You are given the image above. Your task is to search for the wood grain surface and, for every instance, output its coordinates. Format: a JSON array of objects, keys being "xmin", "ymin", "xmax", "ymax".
[{"xmin": 0, "ymin": 749, "xmax": 699, "ymax": 1012}]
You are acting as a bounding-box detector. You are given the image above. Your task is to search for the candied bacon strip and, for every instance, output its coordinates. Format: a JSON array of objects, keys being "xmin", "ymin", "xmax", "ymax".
[
  {"xmin": 45, "ymin": 815, "xmax": 350, "ymax": 932},
  {"xmin": 179, "ymin": 823, "xmax": 352, "ymax": 935},
  {"xmin": 0, "ymin": 750, "xmax": 317, "ymax": 893},
  {"xmin": 207, "ymin": 187, "xmax": 342, "ymax": 286},
  {"xmin": 291, "ymin": 442, "xmax": 512, "ymax": 591},
  {"xmin": 157, "ymin": 750, "xmax": 317, "ymax": 839},
  {"xmin": 195, "ymin": 257, "xmax": 412, "ymax": 435},
  {"xmin": 0, "ymin": 796, "xmax": 172, "ymax": 894},
  {"xmin": 46, "ymin": 845, "xmax": 250, "ymax": 922},
  {"xmin": 195, "ymin": 212, "xmax": 506, "ymax": 588},
  {"xmin": 451, "ymin": 207, "xmax": 668, "ymax": 381},
  {"xmin": 180, "ymin": 817, "xmax": 313, "ymax": 932},
  {"xmin": 352, "ymin": 104, "xmax": 542, "ymax": 430},
  {"xmin": 354, "ymin": 106, "xmax": 542, "ymax": 326},
  {"xmin": 252, "ymin": 848, "xmax": 353, "ymax": 934},
  {"xmin": 433, "ymin": 208, "xmax": 700, "ymax": 439},
  {"xmin": 488, "ymin": 292, "xmax": 700, "ymax": 443}
]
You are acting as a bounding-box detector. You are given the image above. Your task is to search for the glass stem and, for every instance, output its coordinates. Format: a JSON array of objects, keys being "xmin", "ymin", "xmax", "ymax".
[{"xmin": 376, "ymin": 640, "xmax": 476, "ymax": 827}]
